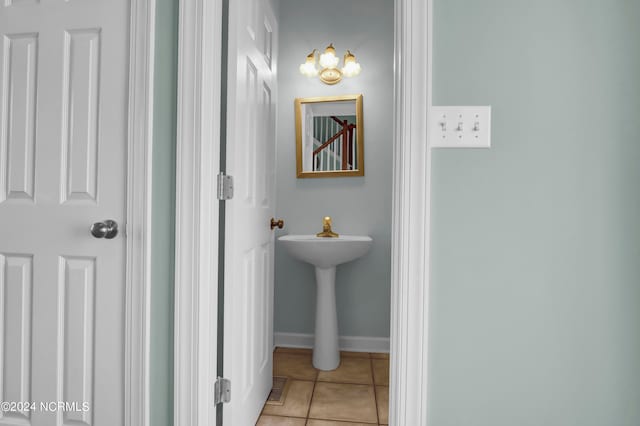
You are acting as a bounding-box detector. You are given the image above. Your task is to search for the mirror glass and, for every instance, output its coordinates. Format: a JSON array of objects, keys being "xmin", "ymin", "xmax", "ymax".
[{"xmin": 295, "ymin": 94, "xmax": 364, "ymax": 178}]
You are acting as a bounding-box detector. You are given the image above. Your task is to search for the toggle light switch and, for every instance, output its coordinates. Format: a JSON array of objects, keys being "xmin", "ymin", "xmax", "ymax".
[{"xmin": 430, "ymin": 106, "xmax": 491, "ymax": 148}]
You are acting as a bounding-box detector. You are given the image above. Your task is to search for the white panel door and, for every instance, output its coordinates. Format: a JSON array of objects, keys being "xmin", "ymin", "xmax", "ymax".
[
  {"xmin": 0, "ymin": 0, "xmax": 130, "ymax": 425},
  {"xmin": 224, "ymin": 0, "xmax": 278, "ymax": 424}
]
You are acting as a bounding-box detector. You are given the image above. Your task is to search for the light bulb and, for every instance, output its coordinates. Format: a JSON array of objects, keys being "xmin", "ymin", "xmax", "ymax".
[
  {"xmin": 299, "ymin": 62, "xmax": 318, "ymax": 77},
  {"xmin": 342, "ymin": 62, "xmax": 361, "ymax": 77},
  {"xmin": 341, "ymin": 50, "xmax": 361, "ymax": 77},
  {"xmin": 319, "ymin": 44, "xmax": 339, "ymax": 69},
  {"xmin": 299, "ymin": 49, "xmax": 318, "ymax": 77}
]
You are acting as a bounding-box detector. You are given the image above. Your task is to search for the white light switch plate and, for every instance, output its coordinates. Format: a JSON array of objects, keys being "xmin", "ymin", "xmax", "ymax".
[{"xmin": 430, "ymin": 106, "xmax": 491, "ymax": 148}]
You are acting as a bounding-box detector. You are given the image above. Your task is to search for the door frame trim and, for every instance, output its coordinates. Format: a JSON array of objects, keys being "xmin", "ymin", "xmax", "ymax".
[
  {"xmin": 173, "ymin": 0, "xmax": 433, "ymax": 424},
  {"xmin": 174, "ymin": 0, "xmax": 222, "ymax": 424},
  {"xmin": 389, "ymin": 1, "xmax": 433, "ymax": 424},
  {"xmin": 125, "ymin": 0, "xmax": 156, "ymax": 425}
]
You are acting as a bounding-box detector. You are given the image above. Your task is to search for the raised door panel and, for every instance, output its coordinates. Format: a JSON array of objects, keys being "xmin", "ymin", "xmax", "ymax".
[
  {"xmin": 239, "ymin": 249, "xmax": 256, "ymax": 396},
  {"xmin": 261, "ymin": 18, "xmax": 273, "ymax": 70},
  {"xmin": 0, "ymin": 33, "xmax": 38, "ymax": 203},
  {"xmin": 242, "ymin": 57, "xmax": 257, "ymax": 207},
  {"xmin": 0, "ymin": 254, "xmax": 33, "ymax": 425},
  {"xmin": 259, "ymin": 83, "xmax": 271, "ymax": 207},
  {"xmin": 60, "ymin": 29, "xmax": 101, "ymax": 204},
  {"xmin": 57, "ymin": 256, "xmax": 95, "ymax": 426},
  {"xmin": 238, "ymin": 244, "xmax": 270, "ymax": 402},
  {"xmin": 256, "ymin": 244, "xmax": 270, "ymax": 374}
]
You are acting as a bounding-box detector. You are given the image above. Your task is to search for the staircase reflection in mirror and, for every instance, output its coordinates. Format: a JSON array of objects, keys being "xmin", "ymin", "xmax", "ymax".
[{"xmin": 295, "ymin": 94, "xmax": 364, "ymax": 178}]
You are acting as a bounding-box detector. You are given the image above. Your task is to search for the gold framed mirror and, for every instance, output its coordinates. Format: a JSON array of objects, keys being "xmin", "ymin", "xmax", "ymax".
[{"xmin": 295, "ymin": 94, "xmax": 364, "ymax": 178}]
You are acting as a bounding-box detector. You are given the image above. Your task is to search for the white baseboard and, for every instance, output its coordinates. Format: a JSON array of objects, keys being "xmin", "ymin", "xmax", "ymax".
[{"xmin": 274, "ymin": 332, "xmax": 390, "ymax": 354}]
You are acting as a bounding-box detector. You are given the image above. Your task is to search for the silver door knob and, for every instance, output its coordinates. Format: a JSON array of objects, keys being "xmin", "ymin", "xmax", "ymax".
[{"xmin": 90, "ymin": 220, "xmax": 119, "ymax": 239}]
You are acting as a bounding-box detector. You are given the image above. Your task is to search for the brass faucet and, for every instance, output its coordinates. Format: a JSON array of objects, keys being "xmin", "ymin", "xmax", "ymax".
[{"xmin": 316, "ymin": 216, "xmax": 339, "ymax": 238}]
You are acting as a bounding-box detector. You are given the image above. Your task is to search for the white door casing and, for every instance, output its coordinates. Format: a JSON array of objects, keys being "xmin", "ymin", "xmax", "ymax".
[
  {"xmin": 175, "ymin": 0, "xmax": 433, "ymax": 425},
  {"xmin": 389, "ymin": 1, "xmax": 433, "ymax": 424},
  {"xmin": 0, "ymin": 0, "xmax": 154, "ymax": 425},
  {"xmin": 224, "ymin": 0, "xmax": 278, "ymax": 424},
  {"xmin": 174, "ymin": 0, "xmax": 222, "ymax": 423}
]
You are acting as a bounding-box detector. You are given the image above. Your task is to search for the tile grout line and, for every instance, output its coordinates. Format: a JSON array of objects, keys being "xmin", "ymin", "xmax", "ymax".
[
  {"xmin": 370, "ymin": 355, "xmax": 380, "ymax": 425},
  {"xmin": 262, "ymin": 413, "xmax": 306, "ymax": 420},
  {"xmin": 304, "ymin": 368, "xmax": 319, "ymax": 425},
  {"xmin": 274, "ymin": 377, "xmax": 384, "ymax": 386}
]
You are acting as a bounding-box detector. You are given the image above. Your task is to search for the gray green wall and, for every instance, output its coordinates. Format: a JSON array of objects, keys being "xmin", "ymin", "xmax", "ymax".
[
  {"xmin": 151, "ymin": 0, "xmax": 177, "ymax": 425},
  {"xmin": 146, "ymin": 0, "xmax": 640, "ymax": 424},
  {"xmin": 428, "ymin": 0, "xmax": 640, "ymax": 425},
  {"xmin": 274, "ymin": 0, "xmax": 394, "ymax": 339}
]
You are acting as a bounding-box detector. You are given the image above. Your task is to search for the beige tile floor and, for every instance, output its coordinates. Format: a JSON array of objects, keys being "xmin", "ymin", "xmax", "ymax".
[{"xmin": 257, "ymin": 348, "xmax": 390, "ymax": 425}]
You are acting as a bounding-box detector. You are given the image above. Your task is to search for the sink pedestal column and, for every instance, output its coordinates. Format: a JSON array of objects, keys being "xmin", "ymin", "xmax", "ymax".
[{"xmin": 313, "ymin": 266, "xmax": 340, "ymax": 370}]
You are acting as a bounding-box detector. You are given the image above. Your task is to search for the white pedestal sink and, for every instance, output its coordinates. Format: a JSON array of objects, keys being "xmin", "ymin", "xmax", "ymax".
[{"xmin": 278, "ymin": 235, "xmax": 373, "ymax": 370}]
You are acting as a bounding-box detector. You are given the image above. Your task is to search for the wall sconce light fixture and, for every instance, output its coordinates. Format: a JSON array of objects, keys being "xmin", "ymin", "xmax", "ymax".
[{"xmin": 299, "ymin": 44, "xmax": 361, "ymax": 85}]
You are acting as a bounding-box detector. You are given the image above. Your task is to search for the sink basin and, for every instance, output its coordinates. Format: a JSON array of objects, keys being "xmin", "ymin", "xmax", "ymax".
[
  {"xmin": 278, "ymin": 234, "xmax": 373, "ymax": 370},
  {"xmin": 278, "ymin": 235, "xmax": 372, "ymax": 268}
]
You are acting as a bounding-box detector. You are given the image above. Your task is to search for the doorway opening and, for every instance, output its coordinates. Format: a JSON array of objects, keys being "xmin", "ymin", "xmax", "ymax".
[
  {"xmin": 174, "ymin": 0, "xmax": 433, "ymax": 425},
  {"xmin": 256, "ymin": 0, "xmax": 393, "ymax": 423}
]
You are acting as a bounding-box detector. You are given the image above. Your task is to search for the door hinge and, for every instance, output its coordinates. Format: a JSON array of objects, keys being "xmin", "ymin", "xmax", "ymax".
[
  {"xmin": 217, "ymin": 173, "xmax": 234, "ymax": 200},
  {"xmin": 214, "ymin": 377, "xmax": 231, "ymax": 405}
]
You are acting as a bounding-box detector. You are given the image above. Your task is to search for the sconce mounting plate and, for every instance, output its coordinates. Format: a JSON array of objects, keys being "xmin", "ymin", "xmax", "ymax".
[{"xmin": 319, "ymin": 68, "xmax": 342, "ymax": 85}]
